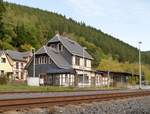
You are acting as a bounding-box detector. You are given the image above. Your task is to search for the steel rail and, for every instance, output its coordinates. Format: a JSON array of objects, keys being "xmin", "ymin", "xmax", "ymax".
[
  {"xmin": 0, "ymin": 88, "xmax": 127, "ymax": 94},
  {"xmin": 0, "ymin": 91, "xmax": 150, "ymax": 112}
]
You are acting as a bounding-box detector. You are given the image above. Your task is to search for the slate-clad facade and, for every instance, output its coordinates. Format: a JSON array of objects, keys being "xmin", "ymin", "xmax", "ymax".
[{"xmin": 26, "ymin": 34, "xmax": 94, "ymax": 87}]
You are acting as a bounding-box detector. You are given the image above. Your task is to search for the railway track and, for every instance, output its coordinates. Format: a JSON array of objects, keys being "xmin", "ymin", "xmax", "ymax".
[
  {"xmin": 0, "ymin": 88, "xmax": 125, "ymax": 94},
  {"xmin": 0, "ymin": 91, "xmax": 150, "ymax": 112}
]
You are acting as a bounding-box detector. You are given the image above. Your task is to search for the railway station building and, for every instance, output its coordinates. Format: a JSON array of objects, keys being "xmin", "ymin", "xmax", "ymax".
[
  {"xmin": 26, "ymin": 34, "xmax": 95, "ymax": 87},
  {"xmin": 26, "ymin": 34, "xmax": 139, "ymax": 87}
]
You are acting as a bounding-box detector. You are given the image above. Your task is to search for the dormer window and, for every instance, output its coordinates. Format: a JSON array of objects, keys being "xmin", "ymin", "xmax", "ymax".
[
  {"xmin": 58, "ymin": 43, "xmax": 63, "ymax": 51},
  {"xmin": 50, "ymin": 44, "xmax": 57, "ymax": 49}
]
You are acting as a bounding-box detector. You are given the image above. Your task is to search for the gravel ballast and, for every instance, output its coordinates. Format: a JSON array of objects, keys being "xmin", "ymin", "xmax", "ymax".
[{"xmin": 2, "ymin": 96, "xmax": 150, "ymax": 114}]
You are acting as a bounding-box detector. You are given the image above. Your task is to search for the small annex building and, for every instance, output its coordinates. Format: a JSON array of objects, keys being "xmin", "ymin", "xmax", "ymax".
[
  {"xmin": 96, "ymin": 70, "xmax": 139, "ymax": 87},
  {"xmin": 26, "ymin": 34, "xmax": 95, "ymax": 87}
]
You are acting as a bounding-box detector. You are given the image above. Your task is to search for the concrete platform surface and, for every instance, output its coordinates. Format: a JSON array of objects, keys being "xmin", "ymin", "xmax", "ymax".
[{"xmin": 0, "ymin": 89, "xmax": 149, "ymax": 100}]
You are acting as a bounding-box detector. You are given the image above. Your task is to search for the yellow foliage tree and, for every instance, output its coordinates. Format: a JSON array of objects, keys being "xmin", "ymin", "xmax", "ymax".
[{"xmin": 98, "ymin": 57, "xmax": 150, "ymax": 84}]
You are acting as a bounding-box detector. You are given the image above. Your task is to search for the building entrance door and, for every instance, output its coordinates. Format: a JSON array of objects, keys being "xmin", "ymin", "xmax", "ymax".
[
  {"xmin": 91, "ymin": 77, "xmax": 95, "ymax": 87},
  {"xmin": 40, "ymin": 74, "xmax": 47, "ymax": 85},
  {"xmin": 48, "ymin": 75, "xmax": 54, "ymax": 85}
]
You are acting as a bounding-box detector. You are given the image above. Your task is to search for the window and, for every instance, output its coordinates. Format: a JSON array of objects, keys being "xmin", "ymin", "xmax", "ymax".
[
  {"xmin": 1, "ymin": 58, "xmax": 6, "ymax": 63},
  {"xmin": 84, "ymin": 59, "xmax": 87, "ymax": 67},
  {"xmin": 45, "ymin": 57, "xmax": 49, "ymax": 64},
  {"xmin": 44, "ymin": 57, "xmax": 47, "ymax": 64},
  {"xmin": 21, "ymin": 63, "xmax": 24, "ymax": 69},
  {"xmin": 78, "ymin": 74, "xmax": 89, "ymax": 83},
  {"xmin": 51, "ymin": 44, "xmax": 57, "ymax": 49},
  {"xmin": 41, "ymin": 56, "xmax": 44, "ymax": 64},
  {"xmin": 16, "ymin": 62, "xmax": 19, "ymax": 69},
  {"xmin": 84, "ymin": 75, "xmax": 89, "ymax": 83},
  {"xmin": 75, "ymin": 56, "xmax": 80, "ymax": 66},
  {"xmin": 96, "ymin": 76, "xmax": 99, "ymax": 83},
  {"xmin": 15, "ymin": 72, "xmax": 19, "ymax": 79},
  {"xmin": 49, "ymin": 58, "xmax": 52, "ymax": 64},
  {"xmin": 58, "ymin": 44, "xmax": 63, "ymax": 51},
  {"xmin": 65, "ymin": 74, "xmax": 68, "ymax": 83},
  {"xmin": 40, "ymin": 57, "xmax": 42, "ymax": 64},
  {"xmin": 21, "ymin": 72, "xmax": 24, "ymax": 79},
  {"xmin": 36, "ymin": 56, "xmax": 52, "ymax": 64},
  {"xmin": 43, "ymin": 56, "xmax": 45, "ymax": 64},
  {"xmin": 39, "ymin": 57, "xmax": 41, "ymax": 64},
  {"xmin": 0, "ymin": 70, "xmax": 4, "ymax": 75},
  {"xmin": 37, "ymin": 57, "xmax": 40, "ymax": 64},
  {"xmin": 58, "ymin": 44, "xmax": 61, "ymax": 51}
]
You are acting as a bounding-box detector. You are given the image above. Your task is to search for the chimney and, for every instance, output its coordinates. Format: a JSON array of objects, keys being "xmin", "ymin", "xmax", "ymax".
[{"xmin": 55, "ymin": 31, "xmax": 60, "ymax": 36}]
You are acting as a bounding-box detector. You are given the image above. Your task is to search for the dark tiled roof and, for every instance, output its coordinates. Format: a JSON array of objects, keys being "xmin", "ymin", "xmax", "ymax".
[
  {"xmin": 6, "ymin": 50, "xmax": 32, "ymax": 61},
  {"xmin": 47, "ymin": 35, "xmax": 93, "ymax": 60},
  {"xmin": 35, "ymin": 64, "xmax": 75, "ymax": 74},
  {"xmin": 36, "ymin": 46, "xmax": 71, "ymax": 69},
  {"xmin": 96, "ymin": 70, "xmax": 139, "ymax": 77},
  {"xmin": 21, "ymin": 51, "xmax": 32, "ymax": 57}
]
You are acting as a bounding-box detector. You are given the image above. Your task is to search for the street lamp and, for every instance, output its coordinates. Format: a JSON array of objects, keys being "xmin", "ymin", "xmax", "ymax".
[
  {"xmin": 83, "ymin": 47, "xmax": 87, "ymax": 87},
  {"xmin": 138, "ymin": 42, "xmax": 142, "ymax": 89},
  {"xmin": 107, "ymin": 71, "xmax": 110, "ymax": 88},
  {"xmin": 32, "ymin": 48, "xmax": 35, "ymax": 77}
]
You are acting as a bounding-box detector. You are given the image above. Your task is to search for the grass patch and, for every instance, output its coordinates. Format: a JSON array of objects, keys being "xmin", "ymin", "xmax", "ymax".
[
  {"xmin": 0, "ymin": 83, "xmax": 75, "ymax": 92},
  {"xmin": 0, "ymin": 83, "xmax": 125, "ymax": 92}
]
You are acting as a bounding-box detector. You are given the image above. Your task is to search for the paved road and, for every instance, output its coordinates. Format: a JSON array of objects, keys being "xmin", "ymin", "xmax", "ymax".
[{"xmin": 0, "ymin": 89, "xmax": 148, "ymax": 100}]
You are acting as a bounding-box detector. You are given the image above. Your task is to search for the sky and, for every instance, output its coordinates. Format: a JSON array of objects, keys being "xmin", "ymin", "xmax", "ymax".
[{"xmin": 4, "ymin": 0, "xmax": 150, "ymax": 51}]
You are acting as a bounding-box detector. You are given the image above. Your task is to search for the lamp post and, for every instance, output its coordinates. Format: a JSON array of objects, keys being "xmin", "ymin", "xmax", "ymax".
[
  {"xmin": 107, "ymin": 71, "xmax": 110, "ymax": 88},
  {"xmin": 83, "ymin": 47, "xmax": 87, "ymax": 87},
  {"xmin": 32, "ymin": 48, "xmax": 35, "ymax": 78},
  {"xmin": 138, "ymin": 42, "xmax": 142, "ymax": 89}
]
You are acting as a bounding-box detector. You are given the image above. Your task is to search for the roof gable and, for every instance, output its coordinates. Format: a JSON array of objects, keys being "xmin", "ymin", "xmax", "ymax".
[
  {"xmin": 0, "ymin": 50, "xmax": 13, "ymax": 66},
  {"xmin": 47, "ymin": 35, "xmax": 93, "ymax": 60},
  {"xmin": 35, "ymin": 46, "xmax": 71, "ymax": 69}
]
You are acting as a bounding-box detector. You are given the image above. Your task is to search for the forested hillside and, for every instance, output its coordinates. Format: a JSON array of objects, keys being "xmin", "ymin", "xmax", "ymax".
[
  {"xmin": 0, "ymin": 1, "xmax": 150, "ymax": 67},
  {"xmin": 144, "ymin": 51, "xmax": 150, "ymax": 56}
]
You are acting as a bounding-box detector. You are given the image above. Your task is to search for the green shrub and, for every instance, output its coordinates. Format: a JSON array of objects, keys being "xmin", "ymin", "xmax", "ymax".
[{"xmin": 0, "ymin": 74, "xmax": 8, "ymax": 85}]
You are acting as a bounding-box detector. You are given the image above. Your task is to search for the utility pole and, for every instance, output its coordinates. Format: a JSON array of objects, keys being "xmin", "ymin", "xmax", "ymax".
[
  {"xmin": 32, "ymin": 48, "xmax": 35, "ymax": 78},
  {"xmin": 107, "ymin": 71, "xmax": 110, "ymax": 88},
  {"xmin": 138, "ymin": 42, "xmax": 142, "ymax": 89}
]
